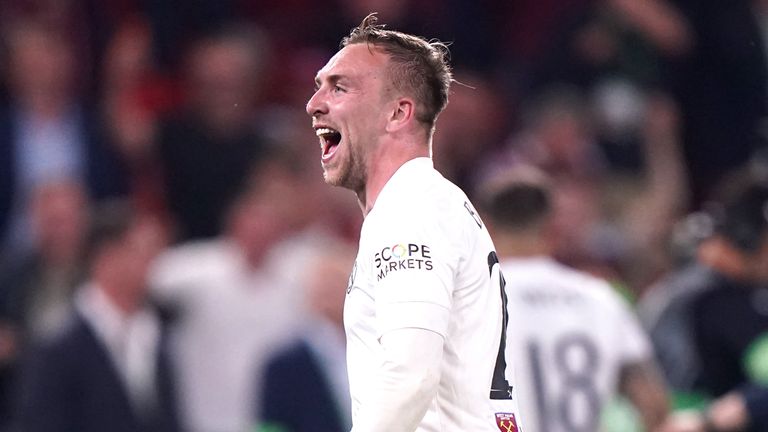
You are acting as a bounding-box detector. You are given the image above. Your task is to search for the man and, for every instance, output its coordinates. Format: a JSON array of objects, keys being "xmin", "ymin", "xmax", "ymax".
[
  {"xmin": 258, "ymin": 238, "xmax": 354, "ymax": 432},
  {"xmin": 157, "ymin": 24, "xmax": 271, "ymax": 241},
  {"xmin": 148, "ymin": 158, "xmax": 304, "ymax": 432},
  {"xmin": 15, "ymin": 201, "xmax": 179, "ymax": 432},
  {"xmin": 0, "ymin": 20, "xmax": 127, "ymax": 258},
  {"xmin": 306, "ymin": 14, "xmax": 520, "ymax": 431},
  {"xmin": 659, "ymin": 174, "xmax": 768, "ymax": 432},
  {"xmin": 477, "ymin": 166, "xmax": 669, "ymax": 432}
]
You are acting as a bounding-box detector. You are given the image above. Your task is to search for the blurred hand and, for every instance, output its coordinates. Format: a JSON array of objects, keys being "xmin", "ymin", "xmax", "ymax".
[
  {"xmin": 654, "ymin": 410, "xmax": 705, "ymax": 432},
  {"xmin": 707, "ymin": 392, "xmax": 748, "ymax": 431},
  {"xmin": 608, "ymin": 0, "xmax": 692, "ymax": 56}
]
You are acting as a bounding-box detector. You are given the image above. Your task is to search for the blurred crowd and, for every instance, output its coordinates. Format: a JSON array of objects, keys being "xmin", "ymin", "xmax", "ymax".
[{"xmin": 0, "ymin": 0, "xmax": 766, "ymax": 431}]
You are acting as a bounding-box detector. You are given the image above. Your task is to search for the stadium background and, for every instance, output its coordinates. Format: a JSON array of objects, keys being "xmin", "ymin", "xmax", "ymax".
[{"xmin": 0, "ymin": 0, "xmax": 765, "ymax": 431}]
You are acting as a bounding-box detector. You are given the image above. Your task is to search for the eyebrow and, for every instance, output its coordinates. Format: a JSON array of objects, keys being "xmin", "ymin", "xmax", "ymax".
[{"xmin": 315, "ymin": 73, "xmax": 349, "ymax": 88}]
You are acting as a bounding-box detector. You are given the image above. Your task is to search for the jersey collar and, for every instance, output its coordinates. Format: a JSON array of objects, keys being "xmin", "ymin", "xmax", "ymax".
[{"xmin": 370, "ymin": 157, "xmax": 434, "ymax": 214}]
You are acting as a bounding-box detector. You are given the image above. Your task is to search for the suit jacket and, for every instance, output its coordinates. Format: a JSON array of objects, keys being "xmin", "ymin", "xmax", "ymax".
[
  {"xmin": 260, "ymin": 340, "xmax": 348, "ymax": 432},
  {"xmin": 15, "ymin": 310, "xmax": 181, "ymax": 432}
]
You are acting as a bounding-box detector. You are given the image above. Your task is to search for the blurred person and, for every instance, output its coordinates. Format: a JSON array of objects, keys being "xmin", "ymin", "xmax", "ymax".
[
  {"xmin": 532, "ymin": 0, "xmax": 691, "ymax": 88},
  {"xmin": 0, "ymin": 180, "xmax": 90, "ymax": 343},
  {"xmin": 637, "ymin": 210, "xmax": 718, "ymax": 393},
  {"xmin": 642, "ymin": 171, "xmax": 768, "ymax": 432},
  {"xmin": 14, "ymin": 200, "xmax": 179, "ymax": 432},
  {"xmin": 481, "ymin": 87, "xmax": 687, "ymax": 292},
  {"xmin": 148, "ymin": 160, "xmax": 305, "ymax": 432},
  {"xmin": 100, "ymin": 17, "xmax": 182, "ymax": 218},
  {"xmin": 0, "ymin": 19, "xmax": 128, "ymax": 259},
  {"xmin": 513, "ymin": 0, "xmax": 692, "ymax": 224},
  {"xmin": 306, "ymin": 14, "xmax": 520, "ymax": 431},
  {"xmin": 258, "ymin": 238, "xmax": 355, "ymax": 432},
  {"xmin": 0, "ymin": 180, "xmax": 89, "ymax": 429},
  {"xmin": 603, "ymin": 93, "xmax": 689, "ymax": 291},
  {"xmin": 478, "ymin": 165, "xmax": 670, "ymax": 432},
  {"xmin": 480, "ymin": 87, "xmax": 612, "ymax": 277},
  {"xmin": 156, "ymin": 23, "xmax": 273, "ymax": 241}
]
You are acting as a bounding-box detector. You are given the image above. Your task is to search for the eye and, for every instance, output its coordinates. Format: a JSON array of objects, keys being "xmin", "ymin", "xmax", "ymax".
[{"xmin": 333, "ymin": 85, "xmax": 346, "ymax": 93}]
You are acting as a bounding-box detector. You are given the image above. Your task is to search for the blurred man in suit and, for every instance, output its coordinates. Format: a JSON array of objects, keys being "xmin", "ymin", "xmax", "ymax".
[
  {"xmin": 15, "ymin": 201, "xmax": 179, "ymax": 432},
  {"xmin": 258, "ymin": 238, "xmax": 354, "ymax": 432}
]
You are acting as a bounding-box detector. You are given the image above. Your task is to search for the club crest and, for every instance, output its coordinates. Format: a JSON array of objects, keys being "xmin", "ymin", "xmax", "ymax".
[{"xmin": 495, "ymin": 412, "xmax": 518, "ymax": 432}]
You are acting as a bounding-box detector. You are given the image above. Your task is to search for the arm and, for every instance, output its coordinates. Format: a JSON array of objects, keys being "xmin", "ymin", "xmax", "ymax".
[
  {"xmin": 619, "ymin": 359, "xmax": 671, "ymax": 430},
  {"xmin": 701, "ymin": 385, "xmax": 768, "ymax": 432},
  {"xmin": 608, "ymin": 0, "xmax": 693, "ymax": 56},
  {"xmin": 352, "ymin": 327, "xmax": 444, "ymax": 432},
  {"xmin": 654, "ymin": 386, "xmax": 762, "ymax": 432},
  {"xmin": 623, "ymin": 94, "xmax": 689, "ymax": 278}
]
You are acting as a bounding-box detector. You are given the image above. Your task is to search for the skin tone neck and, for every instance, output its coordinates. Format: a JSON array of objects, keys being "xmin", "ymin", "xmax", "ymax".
[
  {"xmin": 93, "ymin": 263, "xmax": 144, "ymax": 316},
  {"xmin": 490, "ymin": 224, "xmax": 552, "ymax": 258},
  {"xmin": 359, "ymin": 124, "xmax": 430, "ymax": 214}
]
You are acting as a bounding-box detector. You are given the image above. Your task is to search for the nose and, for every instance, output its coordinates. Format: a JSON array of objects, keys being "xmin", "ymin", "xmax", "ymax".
[{"xmin": 306, "ymin": 88, "xmax": 327, "ymax": 117}]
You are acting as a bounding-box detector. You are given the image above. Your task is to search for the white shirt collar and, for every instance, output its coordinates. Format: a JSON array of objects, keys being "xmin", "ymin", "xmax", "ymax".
[
  {"xmin": 370, "ymin": 157, "xmax": 434, "ymax": 214},
  {"xmin": 75, "ymin": 282, "xmax": 161, "ymax": 414},
  {"xmin": 75, "ymin": 282, "xmax": 130, "ymax": 353}
]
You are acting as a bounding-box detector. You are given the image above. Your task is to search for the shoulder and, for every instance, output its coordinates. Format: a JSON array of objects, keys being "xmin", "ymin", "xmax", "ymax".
[
  {"xmin": 513, "ymin": 258, "xmax": 631, "ymax": 311},
  {"xmin": 150, "ymin": 239, "xmax": 239, "ymax": 285},
  {"xmin": 504, "ymin": 258, "xmax": 611, "ymax": 291},
  {"xmin": 691, "ymin": 282, "xmax": 737, "ymax": 319},
  {"xmin": 370, "ymin": 173, "xmax": 475, "ymax": 234},
  {"xmin": 25, "ymin": 313, "xmax": 90, "ymax": 366}
]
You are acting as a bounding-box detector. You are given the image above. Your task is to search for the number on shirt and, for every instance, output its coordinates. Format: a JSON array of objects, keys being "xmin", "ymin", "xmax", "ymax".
[
  {"xmin": 528, "ymin": 334, "xmax": 600, "ymax": 432},
  {"xmin": 488, "ymin": 251, "xmax": 513, "ymax": 399}
]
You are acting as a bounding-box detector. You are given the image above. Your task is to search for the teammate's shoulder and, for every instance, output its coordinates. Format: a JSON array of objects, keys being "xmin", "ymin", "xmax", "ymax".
[
  {"xmin": 150, "ymin": 238, "xmax": 240, "ymax": 286},
  {"xmin": 547, "ymin": 261, "xmax": 626, "ymax": 303}
]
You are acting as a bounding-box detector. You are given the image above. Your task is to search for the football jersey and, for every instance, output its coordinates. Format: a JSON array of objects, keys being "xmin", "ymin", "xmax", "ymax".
[
  {"xmin": 345, "ymin": 157, "xmax": 520, "ymax": 431},
  {"xmin": 502, "ymin": 257, "xmax": 651, "ymax": 432}
]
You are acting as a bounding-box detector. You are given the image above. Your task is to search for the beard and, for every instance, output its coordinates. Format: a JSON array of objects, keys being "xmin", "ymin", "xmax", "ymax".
[{"xmin": 323, "ymin": 145, "xmax": 366, "ymax": 193}]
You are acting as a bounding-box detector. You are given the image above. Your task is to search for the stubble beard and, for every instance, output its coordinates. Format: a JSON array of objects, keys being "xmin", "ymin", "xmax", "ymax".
[{"xmin": 323, "ymin": 148, "xmax": 366, "ymax": 194}]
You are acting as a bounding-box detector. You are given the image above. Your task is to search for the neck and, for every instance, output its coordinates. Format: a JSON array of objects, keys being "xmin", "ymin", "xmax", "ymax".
[
  {"xmin": 93, "ymin": 271, "xmax": 143, "ymax": 316},
  {"xmin": 494, "ymin": 231, "xmax": 550, "ymax": 259},
  {"xmin": 357, "ymin": 135, "xmax": 430, "ymax": 215}
]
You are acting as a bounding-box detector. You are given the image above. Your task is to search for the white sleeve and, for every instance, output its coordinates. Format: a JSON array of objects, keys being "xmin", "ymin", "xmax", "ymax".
[
  {"xmin": 610, "ymin": 290, "xmax": 653, "ymax": 364},
  {"xmin": 147, "ymin": 245, "xmax": 212, "ymax": 305},
  {"xmin": 368, "ymin": 209, "xmax": 458, "ymax": 339},
  {"xmin": 351, "ymin": 327, "xmax": 444, "ymax": 432}
]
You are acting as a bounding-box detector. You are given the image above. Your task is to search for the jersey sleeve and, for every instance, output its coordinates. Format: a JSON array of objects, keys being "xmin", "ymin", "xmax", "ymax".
[{"xmin": 367, "ymin": 208, "xmax": 459, "ymax": 339}]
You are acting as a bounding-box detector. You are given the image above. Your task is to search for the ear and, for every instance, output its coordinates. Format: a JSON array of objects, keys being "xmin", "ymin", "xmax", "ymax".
[{"xmin": 386, "ymin": 98, "xmax": 415, "ymax": 132}]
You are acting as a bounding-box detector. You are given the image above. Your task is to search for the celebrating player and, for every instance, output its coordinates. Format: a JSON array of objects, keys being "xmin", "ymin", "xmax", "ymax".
[
  {"xmin": 478, "ymin": 166, "xmax": 670, "ymax": 432},
  {"xmin": 306, "ymin": 13, "xmax": 521, "ymax": 432}
]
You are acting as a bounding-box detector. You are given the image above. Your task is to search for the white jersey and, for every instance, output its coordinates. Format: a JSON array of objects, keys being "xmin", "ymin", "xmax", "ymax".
[
  {"xmin": 345, "ymin": 158, "xmax": 521, "ymax": 431},
  {"xmin": 502, "ymin": 257, "xmax": 651, "ymax": 432}
]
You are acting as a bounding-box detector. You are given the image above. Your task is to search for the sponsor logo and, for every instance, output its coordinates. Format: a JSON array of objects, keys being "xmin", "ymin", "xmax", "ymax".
[
  {"xmin": 495, "ymin": 413, "xmax": 518, "ymax": 432},
  {"xmin": 374, "ymin": 243, "xmax": 432, "ymax": 281}
]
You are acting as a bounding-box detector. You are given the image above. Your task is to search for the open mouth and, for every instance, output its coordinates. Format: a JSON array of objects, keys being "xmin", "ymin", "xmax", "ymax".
[{"xmin": 316, "ymin": 127, "xmax": 342, "ymax": 161}]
